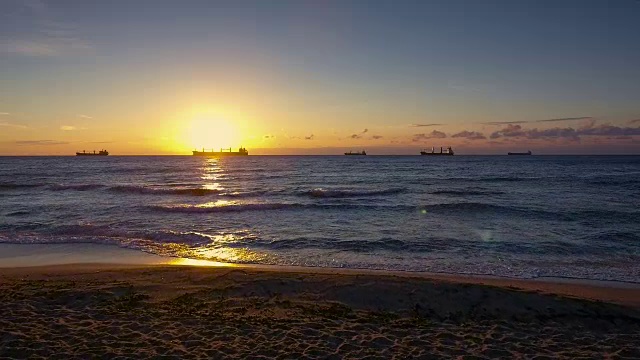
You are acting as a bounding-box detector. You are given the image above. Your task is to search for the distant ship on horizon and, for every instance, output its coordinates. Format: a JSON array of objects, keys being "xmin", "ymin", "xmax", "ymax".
[
  {"xmin": 76, "ymin": 149, "xmax": 109, "ymax": 156},
  {"xmin": 192, "ymin": 147, "xmax": 249, "ymax": 156},
  {"xmin": 508, "ymin": 150, "xmax": 532, "ymax": 155},
  {"xmin": 420, "ymin": 146, "xmax": 454, "ymax": 156},
  {"xmin": 345, "ymin": 150, "xmax": 366, "ymax": 155}
]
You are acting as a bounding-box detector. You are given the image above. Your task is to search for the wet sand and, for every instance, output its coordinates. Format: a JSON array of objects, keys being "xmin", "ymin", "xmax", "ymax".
[{"xmin": 1, "ymin": 263, "xmax": 639, "ymax": 359}]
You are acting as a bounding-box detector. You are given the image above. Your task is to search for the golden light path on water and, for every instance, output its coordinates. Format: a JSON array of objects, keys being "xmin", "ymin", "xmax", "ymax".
[
  {"xmin": 161, "ymin": 157, "xmax": 271, "ymax": 266},
  {"xmin": 167, "ymin": 258, "xmax": 236, "ymax": 267}
]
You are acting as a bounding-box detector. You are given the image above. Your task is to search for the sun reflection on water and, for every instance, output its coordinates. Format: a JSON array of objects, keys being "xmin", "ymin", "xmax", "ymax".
[
  {"xmin": 193, "ymin": 247, "xmax": 267, "ymax": 263},
  {"xmin": 167, "ymin": 258, "xmax": 236, "ymax": 267},
  {"xmin": 195, "ymin": 200, "xmax": 235, "ymax": 208}
]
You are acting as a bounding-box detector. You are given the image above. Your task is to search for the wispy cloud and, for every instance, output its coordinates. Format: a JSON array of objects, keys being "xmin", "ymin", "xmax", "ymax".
[
  {"xmin": 60, "ymin": 125, "xmax": 76, "ymax": 131},
  {"xmin": 78, "ymin": 114, "xmax": 93, "ymax": 119},
  {"xmin": 629, "ymin": 119, "xmax": 640, "ymax": 124},
  {"xmin": 451, "ymin": 131, "xmax": 486, "ymax": 140},
  {"xmin": 263, "ymin": 134, "xmax": 275, "ymax": 139},
  {"xmin": 371, "ymin": 135, "xmax": 383, "ymax": 140},
  {"xmin": 0, "ymin": 122, "xmax": 28, "ymax": 129},
  {"xmin": 410, "ymin": 123, "xmax": 443, "ymax": 127},
  {"xmin": 349, "ymin": 129, "xmax": 369, "ymax": 139},
  {"xmin": 1, "ymin": 1, "xmax": 90, "ymax": 57},
  {"xmin": 0, "ymin": 112, "xmax": 9, "ymax": 116},
  {"xmin": 537, "ymin": 116, "xmax": 593, "ymax": 123},
  {"xmin": 481, "ymin": 116, "xmax": 592, "ymax": 126},
  {"xmin": 304, "ymin": 134, "xmax": 314, "ymax": 140},
  {"xmin": 412, "ymin": 130, "xmax": 447, "ymax": 142},
  {"xmin": 15, "ymin": 140, "xmax": 69, "ymax": 146}
]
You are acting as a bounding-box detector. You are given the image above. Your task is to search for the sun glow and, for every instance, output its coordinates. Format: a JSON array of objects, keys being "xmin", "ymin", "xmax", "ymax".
[{"xmin": 182, "ymin": 117, "xmax": 241, "ymax": 151}]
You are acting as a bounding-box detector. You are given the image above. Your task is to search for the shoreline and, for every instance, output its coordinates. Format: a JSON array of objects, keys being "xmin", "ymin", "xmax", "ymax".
[{"xmin": 2, "ymin": 243, "xmax": 639, "ymax": 308}]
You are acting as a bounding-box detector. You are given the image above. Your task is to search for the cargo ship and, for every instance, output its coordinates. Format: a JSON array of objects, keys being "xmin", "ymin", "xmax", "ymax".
[
  {"xmin": 192, "ymin": 147, "xmax": 249, "ymax": 156},
  {"xmin": 345, "ymin": 150, "xmax": 366, "ymax": 155},
  {"xmin": 76, "ymin": 150, "xmax": 109, "ymax": 156},
  {"xmin": 420, "ymin": 146, "xmax": 454, "ymax": 156},
  {"xmin": 508, "ymin": 150, "xmax": 532, "ymax": 155}
]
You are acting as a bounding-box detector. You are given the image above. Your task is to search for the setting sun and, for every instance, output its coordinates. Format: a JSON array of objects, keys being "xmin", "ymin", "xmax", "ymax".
[{"xmin": 183, "ymin": 117, "xmax": 240, "ymax": 151}]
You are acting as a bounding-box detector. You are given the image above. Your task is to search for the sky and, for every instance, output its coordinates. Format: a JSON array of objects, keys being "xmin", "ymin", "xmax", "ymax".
[{"xmin": 1, "ymin": 0, "xmax": 640, "ymax": 155}]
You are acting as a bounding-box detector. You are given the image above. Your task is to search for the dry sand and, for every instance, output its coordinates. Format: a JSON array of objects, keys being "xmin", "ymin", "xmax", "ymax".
[{"xmin": 1, "ymin": 264, "xmax": 639, "ymax": 359}]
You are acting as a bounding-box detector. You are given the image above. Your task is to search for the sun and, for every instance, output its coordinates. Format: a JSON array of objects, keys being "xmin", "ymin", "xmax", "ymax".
[{"xmin": 185, "ymin": 117, "xmax": 240, "ymax": 150}]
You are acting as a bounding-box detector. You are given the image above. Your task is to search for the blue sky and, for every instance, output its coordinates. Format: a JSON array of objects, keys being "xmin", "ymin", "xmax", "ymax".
[{"xmin": 1, "ymin": 0, "xmax": 640, "ymax": 154}]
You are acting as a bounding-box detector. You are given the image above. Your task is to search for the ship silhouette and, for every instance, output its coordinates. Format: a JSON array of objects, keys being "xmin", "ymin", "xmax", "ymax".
[
  {"xmin": 420, "ymin": 146, "xmax": 454, "ymax": 156},
  {"xmin": 192, "ymin": 147, "xmax": 249, "ymax": 156},
  {"xmin": 76, "ymin": 149, "xmax": 109, "ymax": 156}
]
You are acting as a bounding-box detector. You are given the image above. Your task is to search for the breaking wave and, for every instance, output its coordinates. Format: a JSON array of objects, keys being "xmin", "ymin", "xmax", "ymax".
[{"xmin": 109, "ymin": 185, "xmax": 222, "ymax": 196}]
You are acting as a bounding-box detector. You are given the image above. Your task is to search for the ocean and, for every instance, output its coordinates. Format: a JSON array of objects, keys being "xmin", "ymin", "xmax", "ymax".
[{"xmin": 1, "ymin": 155, "xmax": 638, "ymax": 282}]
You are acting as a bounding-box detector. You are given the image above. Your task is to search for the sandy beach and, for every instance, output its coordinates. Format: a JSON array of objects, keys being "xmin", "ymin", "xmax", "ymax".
[{"xmin": 1, "ymin": 259, "xmax": 639, "ymax": 359}]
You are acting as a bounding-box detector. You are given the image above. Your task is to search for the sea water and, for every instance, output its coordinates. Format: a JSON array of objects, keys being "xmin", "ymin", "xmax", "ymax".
[{"xmin": 1, "ymin": 155, "xmax": 638, "ymax": 281}]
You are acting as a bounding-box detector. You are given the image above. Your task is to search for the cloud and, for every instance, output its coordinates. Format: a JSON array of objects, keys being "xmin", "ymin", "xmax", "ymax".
[
  {"xmin": 451, "ymin": 131, "xmax": 486, "ymax": 140},
  {"xmin": 482, "ymin": 116, "xmax": 592, "ymax": 126},
  {"xmin": 489, "ymin": 124, "xmax": 527, "ymax": 139},
  {"xmin": 628, "ymin": 119, "xmax": 640, "ymax": 124},
  {"xmin": 410, "ymin": 123, "xmax": 443, "ymax": 127},
  {"xmin": 78, "ymin": 114, "xmax": 93, "ymax": 119},
  {"xmin": 579, "ymin": 124, "xmax": 640, "ymax": 137},
  {"xmin": 0, "ymin": 112, "xmax": 9, "ymax": 116},
  {"xmin": 412, "ymin": 130, "xmax": 447, "ymax": 142},
  {"xmin": 15, "ymin": 140, "xmax": 69, "ymax": 146},
  {"xmin": 371, "ymin": 135, "xmax": 383, "ymax": 140},
  {"xmin": 0, "ymin": 122, "xmax": 28, "ymax": 129},
  {"xmin": 263, "ymin": 134, "xmax": 275, "ymax": 139},
  {"xmin": 489, "ymin": 123, "xmax": 640, "ymax": 141},
  {"xmin": 362, "ymin": 128, "xmax": 368, "ymax": 134},
  {"xmin": 304, "ymin": 134, "xmax": 314, "ymax": 140},
  {"xmin": 60, "ymin": 125, "xmax": 76, "ymax": 131}
]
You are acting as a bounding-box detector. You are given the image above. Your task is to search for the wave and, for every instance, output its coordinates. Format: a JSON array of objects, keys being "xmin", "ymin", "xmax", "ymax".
[
  {"xmin": 417, "ymin": 176, "xmax": 544, "ymax": 183},
  {"xmin": 589, "ymin": 178, "xmax": 640, "ymax": 187},
  {"xmin": 0, "ymin": 227, "xmax": 256, "ymax": 259},
  {"xmin": 420, "ymin": 202, "xmax": 531, "ymax": 213},
  {"xmin": 109, "ymin": 185, "xmax": 222, "ymax": 196},
  {"xmin": 585, "ymin": 231, "xmax": 639, "ymax": 244},
  {"xmin": 228, "ymin": 235, "xmax": 631, "ymax": 256},
  {"xmin": 44, "ymin": 225, "xmax": 224, "ymax": 246},
  {"xmin": 429, "ymin": 189, "xmax": 504, "ymax": 196},
  {"xmin": 148, "ymin": 203, "xmax": 308, "ymax": 213},
  {"xmin": 0, "ymin": 183, "xmax": 44, "ymax": 190},
  {"xmin": 477, "ymin": 176, "xmax": 543, "ymax": 183},
  {"xmin": 49, "ymin": 184, "xmax": 105, "ymax": 191},
  {"xmin": 148, "ymin": 201, "xmax": 556, "ymax": 216},
  {"xmin": 301, "ymin": 187, "xmax": 405, "ymax": 198},
  {"xmin": 4, "ymin": 210, "xmax": 31, "ymax": 217}
]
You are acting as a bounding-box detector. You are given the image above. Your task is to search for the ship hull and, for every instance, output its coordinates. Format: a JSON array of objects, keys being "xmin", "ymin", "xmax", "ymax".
[
  {"xmin": 76, "ymin": 153, "xmax": 108, "ymax": 156},
  {"xmin": 507, "ymin": 152, "xmax": 532, "ymax": 155},
  {"xmin": 420, "ymin": 152, "xmax": 454, "ymax": 156}
]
